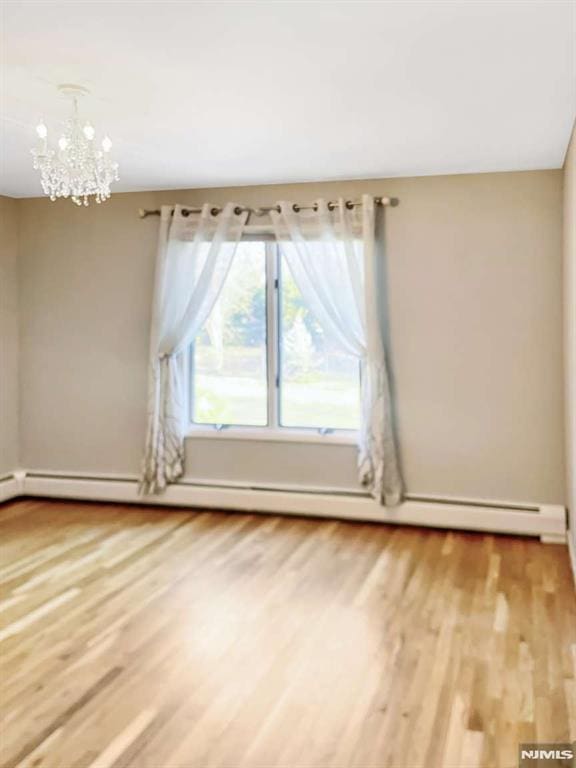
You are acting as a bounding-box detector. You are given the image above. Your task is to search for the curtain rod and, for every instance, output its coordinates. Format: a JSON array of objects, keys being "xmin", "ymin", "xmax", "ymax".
[{"xmin": 137, "ymin": 195, "xmax": 399, "ymax": 219}]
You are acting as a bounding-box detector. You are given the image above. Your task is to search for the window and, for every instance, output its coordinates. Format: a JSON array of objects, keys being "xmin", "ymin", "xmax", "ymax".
[
  {"xmin": 191, "ymin": 241, "xmax": 268, "ymax": 427},
  {"xmin": 189, "ymin": 237, "xmax": 360, "ymax": 437}
]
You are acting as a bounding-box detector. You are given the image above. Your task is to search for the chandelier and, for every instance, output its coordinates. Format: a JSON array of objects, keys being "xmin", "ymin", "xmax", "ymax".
[{"xmin": 31, "ymin": 84, "xmax": 119, "ymax": 206}]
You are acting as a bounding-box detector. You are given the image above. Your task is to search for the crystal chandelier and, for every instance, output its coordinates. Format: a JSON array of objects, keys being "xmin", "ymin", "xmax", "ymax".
[{"xmin": 31, "ymin": 84, "xmax": 119, "ymax": 206}]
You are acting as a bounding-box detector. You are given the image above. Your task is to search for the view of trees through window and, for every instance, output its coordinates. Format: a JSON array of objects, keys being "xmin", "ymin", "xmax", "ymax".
[
  {"xmin": 192, "ymin": 242, "xmax": 267, "ymax": 426},
  {"xmin": 279, "ymin": 257, "xmax": 360, "ymax": 430},
  {"xmin": 191, "ymin": 240, "xmax": 360, "ymax": 431}
]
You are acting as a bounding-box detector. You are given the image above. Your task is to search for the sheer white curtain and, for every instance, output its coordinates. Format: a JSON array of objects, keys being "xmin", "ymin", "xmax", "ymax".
[
  {"xmin": 140, "ymin": 203, "xmax": 248, "ymax": 494},
  {"xmin": 270, "ymin": 195, "xmax": 403, "ymax": 505}
]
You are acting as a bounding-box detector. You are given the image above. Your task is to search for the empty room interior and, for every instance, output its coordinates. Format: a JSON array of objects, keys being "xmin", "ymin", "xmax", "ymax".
[{"xmin": 1, "ymin": 1, "xmax": 576, "ymax": 767}]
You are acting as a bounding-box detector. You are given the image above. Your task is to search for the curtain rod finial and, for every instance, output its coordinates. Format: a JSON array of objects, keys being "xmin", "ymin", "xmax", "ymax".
[{"xmin": 389, "ymin": 197, "xmax": 399, "ymax": 207}]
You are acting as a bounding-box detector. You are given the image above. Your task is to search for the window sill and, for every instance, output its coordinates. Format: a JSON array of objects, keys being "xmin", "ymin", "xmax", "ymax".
[{"xmin": 185, "ymin": 427, "xmax": 358, "ymax": 446}]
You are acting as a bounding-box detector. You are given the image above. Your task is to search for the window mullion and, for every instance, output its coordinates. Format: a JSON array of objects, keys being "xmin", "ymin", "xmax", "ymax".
[
  {"xmin": 187, "ymin": 344, "xmax": 195, "ymax": 427},
  {"xmin": 266, "ymin": 241, "xmax": 279, "ymax": 429}
]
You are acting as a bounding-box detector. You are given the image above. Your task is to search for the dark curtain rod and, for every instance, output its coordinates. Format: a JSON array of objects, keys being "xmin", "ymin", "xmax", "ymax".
[{"xmin": 138, "ymin": 195, "xmax": 399, "ymax": 219}]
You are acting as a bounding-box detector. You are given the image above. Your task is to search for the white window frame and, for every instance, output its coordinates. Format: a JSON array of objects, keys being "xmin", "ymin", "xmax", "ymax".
[{"xmin": 186, "ymin": 227, "xmax": 359, "ymax": 445}]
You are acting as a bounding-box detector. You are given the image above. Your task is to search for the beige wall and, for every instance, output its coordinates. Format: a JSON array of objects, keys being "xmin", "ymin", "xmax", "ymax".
[
  {"xmin": 0, "ymin": 196, "xmax": 20, "ymax": 476},
  {"xmin": 17, "ymin": 169, "xmax": 565, "ymax": 504},
  {"xmin": 563, "ymin": 123, "xmax": 576, "ymax": 549}
]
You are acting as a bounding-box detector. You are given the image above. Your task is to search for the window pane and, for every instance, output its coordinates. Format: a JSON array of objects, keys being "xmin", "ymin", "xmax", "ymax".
[
  {"xmin": 192, "ymin": 242, "xmax": 267, "ymax": 426},
  {"xmin": 279, "ymin": 256, "xmax": 360, "ymax": 430}
]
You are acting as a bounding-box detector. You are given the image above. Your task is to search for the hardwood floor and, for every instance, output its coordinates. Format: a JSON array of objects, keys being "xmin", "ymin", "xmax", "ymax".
[{"xmin": 0, "ymin": 500, "xmax": 574, "ymax": 768}]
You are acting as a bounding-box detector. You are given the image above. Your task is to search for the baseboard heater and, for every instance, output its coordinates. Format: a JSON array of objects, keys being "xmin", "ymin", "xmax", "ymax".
[{"xmin": 0, "ymin": 470, "xmax": 567, "ymax": 544}]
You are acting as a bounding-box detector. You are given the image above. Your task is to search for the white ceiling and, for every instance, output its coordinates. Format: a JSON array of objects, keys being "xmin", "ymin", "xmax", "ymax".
[{"xmin": 1, "ymin": 0, "xmax": 575, "ymax": 198}]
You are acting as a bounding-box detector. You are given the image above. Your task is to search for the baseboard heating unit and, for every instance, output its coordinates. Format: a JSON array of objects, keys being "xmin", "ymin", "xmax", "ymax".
[{"xmin": 0, "ymin": 470, "xmax": 567, "ymax": 545}]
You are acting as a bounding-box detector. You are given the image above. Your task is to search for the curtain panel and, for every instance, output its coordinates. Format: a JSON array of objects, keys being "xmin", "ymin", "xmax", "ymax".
[
  {"xmin": 141, "ymin": 196, "xmax": 403, "ymax": 506},
  {"xmin": 270, "ymin": 195, "xmax": 403, "ymax": 505},
  {"xmin": 140, "ymin": 203, "xmax": 248, "ymax": 494}
]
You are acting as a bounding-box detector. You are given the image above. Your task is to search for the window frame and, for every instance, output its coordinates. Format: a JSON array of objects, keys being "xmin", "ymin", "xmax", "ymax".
[{"xmin": 186, "ymin": 229, "xmax": 359, "ymax": 445}]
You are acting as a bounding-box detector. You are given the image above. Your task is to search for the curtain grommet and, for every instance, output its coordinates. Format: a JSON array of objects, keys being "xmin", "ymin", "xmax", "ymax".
[
  {"xmin": 345, "ymin": 200, "xmax": 354, "ymax": 210},
  {"xmin": 292, "ymin": 203, "xmax": 300, "ymax": 212},
  {"xmin": 210, "ymin": 207, "xmax": 220, "ymax": 216},
  {"xmin": 234, "ymin": 206, "xmax": 243, "ymax": 216}
]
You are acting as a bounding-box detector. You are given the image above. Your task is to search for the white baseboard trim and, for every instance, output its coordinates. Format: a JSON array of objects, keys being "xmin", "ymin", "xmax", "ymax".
[
  {"xmin": 13, "ymin": 471, "xmax": 567, "ymax": 542},
  {"xmin": 0, "ymin": 472, "xmax": 24, "ymax": 503}
]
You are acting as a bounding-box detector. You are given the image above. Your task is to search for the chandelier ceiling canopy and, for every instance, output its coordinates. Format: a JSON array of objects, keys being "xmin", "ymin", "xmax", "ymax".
[{"xmin": 31, "ymin": 84, "xmax": 119, "ymax": 206}]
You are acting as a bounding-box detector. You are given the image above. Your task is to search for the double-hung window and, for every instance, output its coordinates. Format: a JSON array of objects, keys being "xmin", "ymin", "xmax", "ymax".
[{"xmin": 188, "ymin": 235, "xmax": 360, "ymax": 438}]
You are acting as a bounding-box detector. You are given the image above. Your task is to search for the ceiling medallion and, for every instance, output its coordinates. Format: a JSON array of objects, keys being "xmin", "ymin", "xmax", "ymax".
[{"xmin": 31, "ymin": 84, "xmax": 119, "ymax": 206}]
